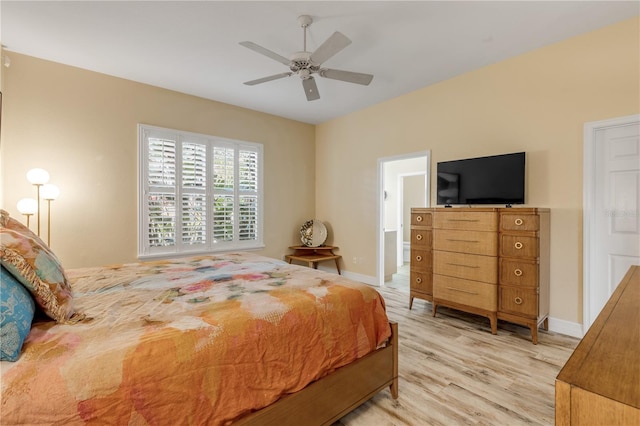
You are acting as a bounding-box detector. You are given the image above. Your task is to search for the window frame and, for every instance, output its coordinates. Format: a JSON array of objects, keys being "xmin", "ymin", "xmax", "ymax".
[{"xmin": 137, "ymin": 124, "xmax": 264, "ymax": 260}]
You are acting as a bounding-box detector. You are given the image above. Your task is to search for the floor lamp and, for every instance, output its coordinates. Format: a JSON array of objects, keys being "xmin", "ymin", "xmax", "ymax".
[
  {"xmin": 26, "ymin": 168, "xmax": 50, "ymax": 236},
  {"xmin": 16, "ymin": 198, "xmax": 38, "ymax": 228},
  {"xmin": 41, "ymin": 184, "xmax": 60, "ymax": 246}
]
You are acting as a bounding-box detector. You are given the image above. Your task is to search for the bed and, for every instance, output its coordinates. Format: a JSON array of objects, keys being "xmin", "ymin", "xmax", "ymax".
[{"xmin": 1, "ymin": 210, "xmax": 398, "ymax": 425}]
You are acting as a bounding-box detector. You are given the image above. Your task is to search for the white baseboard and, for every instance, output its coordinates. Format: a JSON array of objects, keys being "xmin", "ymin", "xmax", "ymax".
[
  {"xmin": 323, "ymin": 266, "xmax": 585, "ymax": 339},
  {"xmin": 339, "ymin": 270, "xmax": 378, "ymax": 286},
  {"xmin": 547, "ymin": 317, "xmax": 583, "ymax": 339}
]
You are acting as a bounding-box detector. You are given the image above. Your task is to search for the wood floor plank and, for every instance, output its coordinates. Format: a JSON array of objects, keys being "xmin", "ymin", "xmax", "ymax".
[{"xmin": 336, "ymin": 283, "xmax": 579, "ymax": 426}]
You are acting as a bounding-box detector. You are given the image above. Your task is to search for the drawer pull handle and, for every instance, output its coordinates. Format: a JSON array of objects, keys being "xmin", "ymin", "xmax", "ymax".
[
  {"xmin": 416, "ymin": 234, "xmax": 423, "ymax": 241},
  {"xmin": 514, "ymin": 241, "xmax": 523, "ymax": 250},
  {"xmin": 416, "ymin": 215, "xmax": 423, "ymax": 222},
  {"xmin": 515, "ymin": 218, "xmax": 524, "ymax": 226},
  {"xmin": 446, "ymin": 263, "xmax": 479, "ymax": 269},
  {"xmin": 447, "ymin": 239, "xmax": 479, "ymax": 243},
  {"xmin": 416, "ymin": 277, "xmax": 422, "ymax": 284},
  {"xmin": 446, "ymin": 287, "xmax": 478, "ymax": 295},
  {"xmin": 514, "ymin": 268, "xmax": 523, "ymax": 277},
  {"xmin": 416, "ymin": 255, "xmax": 423, "ymax": 262},
  {"xmin": 514, "ymin": 297, "xmax": 523, "ymax": 305}
]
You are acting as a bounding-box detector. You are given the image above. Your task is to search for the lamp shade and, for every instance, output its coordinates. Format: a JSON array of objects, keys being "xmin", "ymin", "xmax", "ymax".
[
  {"xmin": 17, "ymin": 198, "xmax": 38, "ymax": 215},
  {"xmin": 26, "ymin": 168, "xmax": 50, "ymax": 185},
  {"xmin": 41, "ymin": 184, "xmax": 60, "ymax": 200}
]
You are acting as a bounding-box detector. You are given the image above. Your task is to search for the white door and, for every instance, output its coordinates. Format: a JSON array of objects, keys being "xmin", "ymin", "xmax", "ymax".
[{"xmin": 584, "ymin": 115, "xmax": 640, "ymax": 329}]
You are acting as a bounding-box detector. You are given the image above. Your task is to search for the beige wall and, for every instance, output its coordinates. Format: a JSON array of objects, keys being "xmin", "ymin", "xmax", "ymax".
[
  {"xmin": 1, "ymin": 54, "xmax": 316, "ymax": 268},
  {"xmin": 315, "ymin": 17, "xmax": 640, "ymax": 324}
]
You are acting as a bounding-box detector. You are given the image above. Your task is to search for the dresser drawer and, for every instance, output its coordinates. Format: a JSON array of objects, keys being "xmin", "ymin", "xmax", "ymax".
[
  {"xmin": 434, "ymin": 230, "xmax": 498, "ymax": 256},
  {"xmin": 500, "ymin": 234, "xmax": 539, "ymax": 258},
  {"xmin": 500, "ymin": 213, "xmax": 540, "ymax": 232},
  {"xmin": 434, "ymin": 275, "xmax": 497, "ymax": 311},
  {"xmin": 499, "ymin": 287, "xmax": 538, "ymax": 318},
  {"xmin": 411, "ymin": 229, "xmax": 432, "ymax": 248},
  {"xmin": 410, "ymin": 270, "xmax": 432, "ymax": 295},
  {"xmin": 499, "ymin": 258, "xmax": 538, "ymax": 288},
  {"xmin": 411, "ymin": 210, "xmax": 433, "ymax": 227},
  {"xmin": 410, "ymin": 248, "xmax": 432, "ymax": 271},
  {"xmin": 434, "ymin": 211, "xmax": 498, "ymax": 232},
  {"xmin": 434, "ymin": 251, "xmax": 497, "ymax": 284}
]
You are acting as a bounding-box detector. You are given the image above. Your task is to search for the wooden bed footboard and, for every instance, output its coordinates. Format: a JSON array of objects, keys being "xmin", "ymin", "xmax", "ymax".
[{"xmin": 236, "ymin": 321, "xmax": 399, "ymax": 425}]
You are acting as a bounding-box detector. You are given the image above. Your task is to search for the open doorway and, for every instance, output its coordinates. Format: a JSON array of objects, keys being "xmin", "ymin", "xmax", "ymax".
[{"xmin": 377, "ymin": 151, "xmax": 430, "ymax": 287}]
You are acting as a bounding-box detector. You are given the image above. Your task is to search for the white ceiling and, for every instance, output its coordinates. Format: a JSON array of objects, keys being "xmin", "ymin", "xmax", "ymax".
[{"xmin": 2, "ymin": 1, "xmax": 638, "ymax": 125}]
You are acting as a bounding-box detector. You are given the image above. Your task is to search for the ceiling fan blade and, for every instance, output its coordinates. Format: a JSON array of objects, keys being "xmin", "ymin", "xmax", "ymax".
[
  {"xmin": 239, "ymin": 41, "xmax": 291, "ymax": 66},
  {"xmin": 309, "ymin": 32, "xmax": 352, "ymax": 65},
  {"xmin": 319, "ymin": 68, "xmax": 374, "ymax": 86},
  {"xmin": 302, "ymin": 77, "xmax": 320, "ymax": 101},
  {"xmin": 243, "ymin": 72, "xmax": 292, "ymax": 86}
]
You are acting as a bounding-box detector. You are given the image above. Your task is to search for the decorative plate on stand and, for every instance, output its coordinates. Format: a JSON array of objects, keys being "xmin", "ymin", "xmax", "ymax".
[{"xmin": 300, "ymin": 219, "xmax": 328, "ymax": 247}]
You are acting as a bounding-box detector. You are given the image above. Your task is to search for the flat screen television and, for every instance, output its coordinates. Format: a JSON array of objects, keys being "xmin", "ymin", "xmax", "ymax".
[{"xmin": 436, "ymin": 152, "xmax": 525, "ymax": 206}]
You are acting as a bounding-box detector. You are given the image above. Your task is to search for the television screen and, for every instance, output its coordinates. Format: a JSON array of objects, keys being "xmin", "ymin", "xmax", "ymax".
[{"xmin": 436, "ymin": 152, "xmax": 525, "ymax": 206}]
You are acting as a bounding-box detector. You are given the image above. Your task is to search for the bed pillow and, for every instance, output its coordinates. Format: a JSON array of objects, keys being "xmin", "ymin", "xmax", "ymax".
[
  {"xmin": 1, "ymin": 266, "xmax": 36, "ymax": 361},
  {"xmin": 0, "ymin": 209, "xmax": 78, "ymax": 323},
  {"xmin": 1, "ymin": 208, "xmax": 32, "ymax": 235}
]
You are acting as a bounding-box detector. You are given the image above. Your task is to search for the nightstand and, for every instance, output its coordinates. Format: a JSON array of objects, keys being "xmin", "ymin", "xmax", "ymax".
[{"xmin": 286, "ymin": 246, "xmax": 341, "ymax": 274}]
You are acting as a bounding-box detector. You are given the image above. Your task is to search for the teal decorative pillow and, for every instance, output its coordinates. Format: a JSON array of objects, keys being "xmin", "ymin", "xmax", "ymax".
[
  {"xmin": 0, "ymin": 209, "xmax": 81, "ymax": 323},
  {"xmin": 1, "ymin": 266, "xmax": 36, "ymax": 361}
]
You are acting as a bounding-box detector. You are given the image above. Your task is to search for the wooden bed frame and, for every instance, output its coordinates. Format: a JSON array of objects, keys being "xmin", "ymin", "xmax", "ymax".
[{"xmin": 237, "ymin": 321, "xmax": 399, "ymax": 425}]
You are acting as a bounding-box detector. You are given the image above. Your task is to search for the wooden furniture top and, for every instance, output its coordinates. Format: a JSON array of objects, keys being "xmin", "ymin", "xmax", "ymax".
[
  {"xmin": 288, "ymin": 245, "xmax": 338, "ymax": 250},
  {"xmin": 556, "ymin": 265, "xmax": 640, "ymax": 408},
  {"xmin": 411, "ymin": 207, "xmax": 550, "ymax": 212},
  {"xmin": 287, "ymin": 246, "xmax": 339, "ymax": 259}
]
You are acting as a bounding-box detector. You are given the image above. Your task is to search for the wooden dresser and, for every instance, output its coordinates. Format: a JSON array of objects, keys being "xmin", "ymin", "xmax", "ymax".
[
  {"xmin": 555, "ymin": 265, "xmax": 639, "ymax": 425},
  {"xmin": 409, "ymin": 207, "xmax": 550, "ymax": 344}
]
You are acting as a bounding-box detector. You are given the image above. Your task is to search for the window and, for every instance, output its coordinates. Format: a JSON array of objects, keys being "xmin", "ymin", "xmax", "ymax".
[{"xmin": 138, "ymin": 124, "xmax": 263, "ymax": 258}]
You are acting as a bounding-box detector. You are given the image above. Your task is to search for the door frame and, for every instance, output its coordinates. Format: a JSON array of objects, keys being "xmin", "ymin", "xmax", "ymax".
[
  {"xmin": 583, "ymin": 114, "xmax": 640, "ymax": 330},
  {"xmin": 377, "ymin": 151, "xmax": 430, "ymax": 286}
]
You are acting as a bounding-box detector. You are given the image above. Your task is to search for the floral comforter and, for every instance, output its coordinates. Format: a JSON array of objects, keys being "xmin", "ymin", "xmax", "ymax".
[{"xmin": 0, "ymin": 252, "xmax": 391, "ymax": 425}]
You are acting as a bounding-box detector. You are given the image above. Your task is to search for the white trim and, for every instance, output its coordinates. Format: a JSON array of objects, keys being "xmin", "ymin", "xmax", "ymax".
[
  {"xmin": 547, "ymin": 317, "xmax": 584, "ymax": 339},
  {"xmin": 138, "ymin": 245, "xmax": 266, "ymax": 261},
  {"xmin": 340, "ymin": 270, "xmax": 377, "ymax": 286},
  {"xmin": 582, "ymin": 114, "xmax": 640, "ymax": 329},
  {"xmin": 377, "ymin": 151, "xmax": 431, "ymax": 287}
]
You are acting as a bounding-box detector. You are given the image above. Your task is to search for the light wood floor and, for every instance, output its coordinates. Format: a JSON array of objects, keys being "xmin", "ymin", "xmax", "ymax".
[{"xmin": 336, "ymin": 283, "xmax": 580, "ymax": 426}]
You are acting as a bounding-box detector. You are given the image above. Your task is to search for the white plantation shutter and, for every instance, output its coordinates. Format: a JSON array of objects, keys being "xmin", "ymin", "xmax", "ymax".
[
  {"xmin": 138, "ymin": 125, "xmax": 263, "ymax": 258},
  {"xmin": 147, "ymin": 138, "xmax": 177, "ymax": 248},
  {"xmin": 181, "ymin": 142, "xmax": 207, "ymax": 247},
  {"xmin": 238, "ymin": 149, "xmax": 259, "ymax": 241}
]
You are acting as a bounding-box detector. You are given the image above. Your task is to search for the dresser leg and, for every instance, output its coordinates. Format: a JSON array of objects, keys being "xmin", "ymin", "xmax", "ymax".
[
  {"xmin": 530, "ymin": 325, "xmax": 539, "ymax": 345},
  {"xmin": 432, "ymin": 303, "xmax": 438, "ymax": 317},
  {"xmin": 489, "ymin": 314, "xmax": 498, "ymax": 334},
  {"xmin": 542, "ymin": 317, "xmax": 549, "ymax": 331},
  {"xmin": 409, "ymin": 296, "xmax": 414, "ymax": 310}
]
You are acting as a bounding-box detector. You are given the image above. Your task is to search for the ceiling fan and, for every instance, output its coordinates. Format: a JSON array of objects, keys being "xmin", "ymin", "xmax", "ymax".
[{"xmin": 240, "ymin": 15, "xmax": 374, "ymax": 101}]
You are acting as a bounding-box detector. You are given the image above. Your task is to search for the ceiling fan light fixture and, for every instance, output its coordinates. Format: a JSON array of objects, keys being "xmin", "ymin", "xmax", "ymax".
[{"xmin": 299, "ymin": 69, "xmax": 311, "ymax": 79}]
